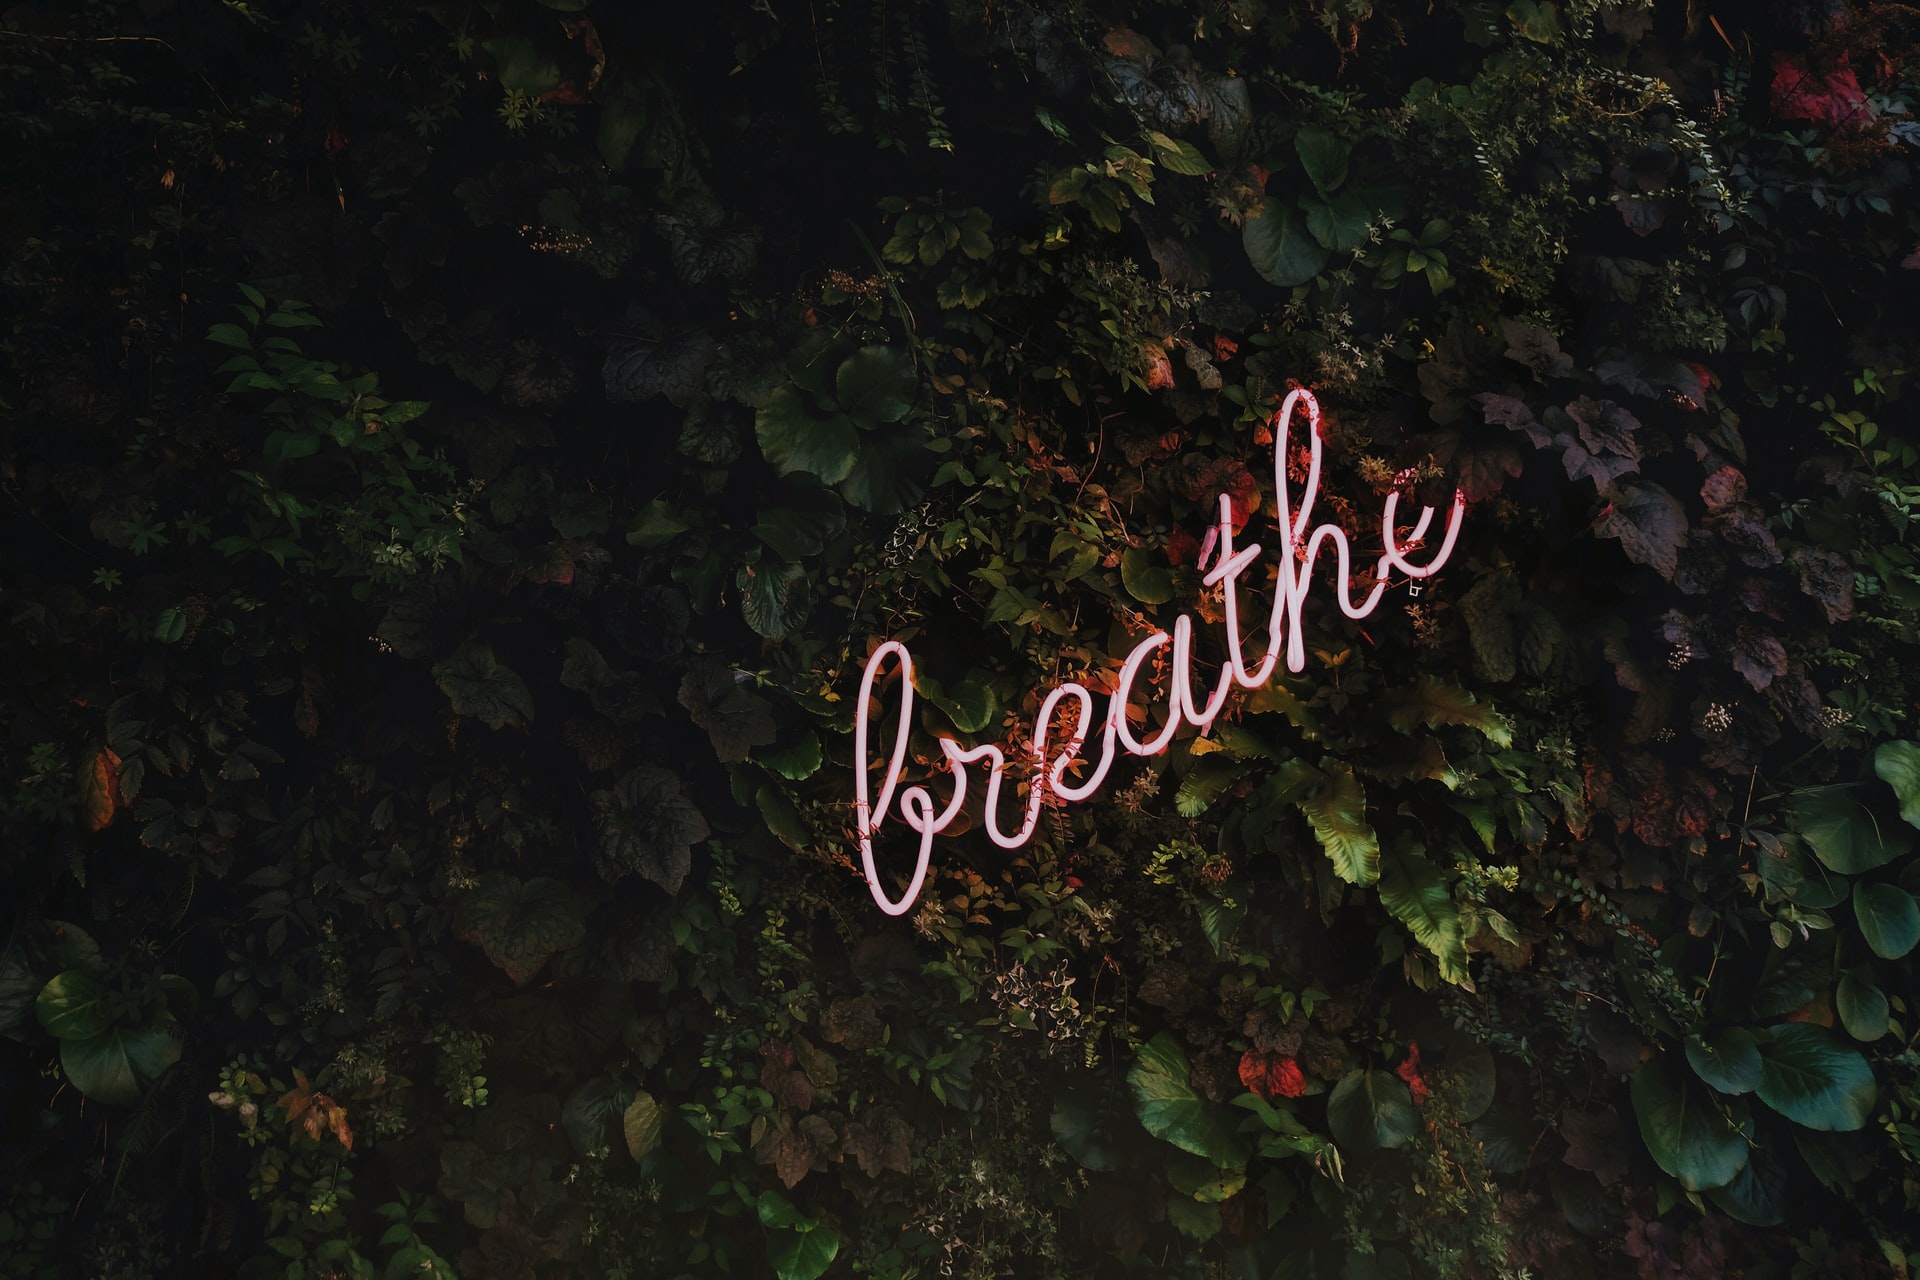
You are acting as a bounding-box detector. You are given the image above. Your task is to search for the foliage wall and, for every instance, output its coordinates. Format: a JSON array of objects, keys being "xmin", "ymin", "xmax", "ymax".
[{"xmin": 5, "ymin": 0, "xmax": 1920, "ymax": 1277}]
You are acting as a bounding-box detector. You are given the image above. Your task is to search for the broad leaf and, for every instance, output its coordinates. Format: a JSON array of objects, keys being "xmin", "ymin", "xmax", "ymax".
[
  {"xmin": 755, "ymin": 389, "xmax": 859, "ymax": 484},
  {"xmin": 1854, "ymin": 881, "xmax": 1920, "ymax": 958},
  {"xmin": 1629, "ymin": 1059, "xmax": 1749, "ymax": 1190},
  {"xmin": 1706, "ymin": 1132, "xmax": 1789, "ymax": 1227},
  {"xmin": 834, "ymin": 346, "xmax": 917, "ymax": 427},
  {"xmin": 36, "ymin": 969, "xmax": 112, "ymax": 1041},
  {"xmin": 1835, "ymin": 970, "xmax": 1890, "ymax": 1042},
  {"xmin": 1594, "ymin": 481, "xmax": 1687, "ymax": 579},
  {"xmin": 739, "ymin": 561, "xmax": 810, "ymax": 640},
  {"xmin": 1244, "ymin": 204, "xmax": 1326, "ymax": 288},
  {"xmin": 1128, "ymin": 1032, "xmax": 1252, "ymax": 1168},
  {"xmin": 433, "ymin": 642, "xmax": 534, "ymax": 731},
  {"xmin": 1754, "ymin": 1024, "xmax": 1877, "ymax": 1131},
  {"xmin": 1298, "ymin": 759, "xmax": 1379, "ymax": 886},
  {"xmin": 1376, "ymin": 849, "xmax": 1467, "ymax": 984},
  {"xmin": 1875, "ymin": 740, "xmax": 1920, "ymax": 828},
  {"xmin": 753, "ymin": 482, "xmax": 847, "ymax": 560},
  {"xmin": 1293, "ymin": 126, "xmax": 1351, "ymax": 195},
  {"xmin": 839, "ymin": 423, "xmax": 932, "ymax": 514},
  {"xmin": 561, "ymin": 1076, "xmax": 633, "ymax": 1157},
  {"xmin": 589, "ymin": 766, "xmax": 710, "ymax": 893},
  {"xmin": 1785, "ymin": 785, "xmax": 1910, "ymax": 874},
  {"xmin": 1306, "ymin": 191, "xmax": 1374, "ymax": 252},
  {"xmin": 1684, "ymin": 1028, "xmax": 1762, "ymax": 1094},
  {"xmin": 453, "ymin": 873, "xmax": 589, "ymax": 985},
  {"xmin": 768, "ymin": 1225, "xmax": 839, "ymax": 1280},
  {"xmin": 1120, "ymin": 546, "xmax": 1175, "ymax": 604},
  {"xmin": 1326, "ymin": 1068, "xmax": 1417, "ymax": 1154},
  {"xmin": 678, "ymin": 658, "xmax": 778, "ymax": 763},
  {"xmin": 1051, "ymin": 1085, "xmax": 1130, "ymax": 1171},
  {"xmin": 61, "ymin": 1022, "xmax": 181, "ymax": 1105}
]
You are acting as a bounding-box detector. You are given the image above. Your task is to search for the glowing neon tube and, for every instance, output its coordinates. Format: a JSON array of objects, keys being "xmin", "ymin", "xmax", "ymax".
[{"xmin": 851, "ymin": 389, "xmax": 1466, "ymax": 915}]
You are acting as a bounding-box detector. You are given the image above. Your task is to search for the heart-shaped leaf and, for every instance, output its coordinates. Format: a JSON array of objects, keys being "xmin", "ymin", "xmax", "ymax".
[
  {"xmin": 624, "ymin": 1090, "xmax": 664, "ymax": 1161},
  {"xmin": 833, "ymin": 346, "xmax": 918, "ymax": 427},
  {"xmin": 1786, "ymin": 785, "xmax": 1910, "ymax": 874},
  {"xmin": 755, "ymin": 389, "xmax": 860, "ymax": 484},
  {"xmin": 589, "ymin": 766, "xmax": 710, "ymax": 893},
  {"xmin": 454, "ymin": 873, "xmax": 589, "ymax": 985},
  {"xmin": 433, "ymin": 642, "xmax": 534, "ymax": 731},
  {"xmin": 1327, "ymin": 1068, "xmax": 1418, "ymax": 1153},
  {"xmin": 1874, "ymin": 740, "xmax": 1920, "ymax": 827},
  {"xmin": 61, "ymin": 1022, "xmax": 182, "ymax": 1105},
  {"xmin": 1293, "ymin": 126, "xmax": 1351, "ymax": 195},
  {"xmin": 36, "ymin": 969, "xmax": 112, "ymax": 1041},
  {"xmin": 1244, "ymin": 203, "xmax": 1327, "ymax": 288}
]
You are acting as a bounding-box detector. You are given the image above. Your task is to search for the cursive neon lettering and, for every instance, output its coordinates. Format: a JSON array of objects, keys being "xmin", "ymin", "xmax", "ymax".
[{"xmin": 851, "ymin": 390, "xmax": 1466, "ymax": 915}]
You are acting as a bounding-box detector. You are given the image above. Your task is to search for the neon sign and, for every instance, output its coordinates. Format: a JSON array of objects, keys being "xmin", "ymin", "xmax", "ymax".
[{"xmin": 852, "ymin": 389, "xmax": 1467, "ymax": 915}]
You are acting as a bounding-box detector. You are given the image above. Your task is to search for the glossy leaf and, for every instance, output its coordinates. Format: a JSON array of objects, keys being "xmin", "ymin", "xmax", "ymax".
[
  {"xmin": 1754, "ymin": 1024, "xmax": 1877, "ymax": 1132},
  {"xmin": 1853, "ymin": 881, "xmax": 1920, "ymax": 958},
  {"xmin": 1128, "ymin": 1032, "xmax": 1252, "ymax": 1168},
  {"xmin": 1630, "ymin": 1059, "xmax": 1749, "ymax": 1191},
  {"xmin": 1326, "ymin": 1068, "xmax": 1417, "ymax": 1153}
]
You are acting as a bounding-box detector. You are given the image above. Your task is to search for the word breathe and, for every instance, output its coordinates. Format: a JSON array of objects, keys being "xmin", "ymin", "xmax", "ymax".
[{"xmin": 852, "ymin": 389, "xmax": 1466, "ymax": 915}]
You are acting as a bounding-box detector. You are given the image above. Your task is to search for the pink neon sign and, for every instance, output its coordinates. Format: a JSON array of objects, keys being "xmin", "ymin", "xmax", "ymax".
[{"xmin": 852, "ymin": 389, "xmax": 1466, "ymax": 915}]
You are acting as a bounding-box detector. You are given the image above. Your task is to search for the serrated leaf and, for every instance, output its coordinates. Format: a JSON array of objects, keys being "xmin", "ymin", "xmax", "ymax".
[
  {"xmin": 1176, "ymin": 757, "xmax": 1248, "ymax": 817},
  {"xmin": 1128, "ymin": 1032, "xmax": 1252, "ymax": 1168},
  {"xmin": 677, "ymin": 658, "xmax": 777, "ymax": 764},
  {"xmin": 1298, "ymin": 759, "xmax": 1379, "ymax": 886},
  {"xmin": 433, "ymin": 642, "xmax": 534, "ymax": 731},
  {"xmin": 758, "ymin": 731, "xmax": 823, "ymax": 781},
  {"xmin": 1754, "ymin": 1025, "xmax": 1876, "ymax": 1131},
  {"xmin": 1594, "ymin": 481, "xmax": 1688, "ymax": 579},
  {"xmin": 453, "ymin": 873, "xmax": 588, "ymax": 985},
  {"xmin": 1327, "ymin": 1069, "xmax": 1417, "ymax": 1153},
  {"xmin": 589, "ymin": 766, "xmax": 709, "ymax": 892},
  {"xmin": 1853, "ymin": 881, "xmax": 1920, "ymax": 959},
  {"xmin": 1377, "ymin": 849, "xmax": 1466, "ymax": 984},
  {"xmin": 1383, "ymin": 675, "xmax": 1512, "ymax": 746},
  {"xmin": 1630, "ymin": 1059, "xmax": 1749, "ymax": 1190},
  {"xmin": 739, "ymin": 561, "xmax": 810, "ymax": 640}
]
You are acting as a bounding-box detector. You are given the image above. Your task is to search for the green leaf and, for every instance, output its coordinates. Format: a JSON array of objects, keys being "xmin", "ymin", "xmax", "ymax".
[
  {"xmin": 482, "ymin": 37, "xmax": 561, "ymax": 95},
  {"xmin": 1629, "ymin": 1059, "xmax": 1749, "ymax": 1190},
  {"xmin": 758, "ymin": 731, "xmax": 824, "ymax": 781},
  {"xmin": 756, "ymin": 389, "xmax": 860, "ymax": 484},
  {"xmin": 1684, "ymin": 1028, "xmax": 1762, "ymax": 1095},
  {"xmin": 61, "ymin": 1023, "xmax": 181, "ymax": 1105},
  {"xmin": 1754, "ymin": 1024, "xmax": 1877, "ymax": 1132},
  {"xmin": 1786, "ymin": 785, "xmax": 1910, "ymax": 874},
  {"xmin": 1705, "ymin": 1134, "xmax": 1788, "ymax": 1227},
  {"xmin": 1243, "ymin": 203, "xmax": 1327, "ymax": 288},
  {"xmin": 1326, "ymin": 1068, "xmax": 1417, "ymax": 1154},
  {"xmin": 1050, "ymin": 1086, "xmax": 1129, "ymax": 1171},
  {"xmin": 561, "ymin": 1077, "xmax": 633, "ymax": 1157},
  {"xmin": 590, "ymin": 766, "xmax": 710, "ymax": 893},
  {"xmin": 35, "ymin": 970, "xmax": 112, "ymax": 1041},
  {"xmin": 453, "ymin": 873, "xmax": 589, "ymax": 985},
  {"xmin": 207, "ymin": 322, "xmax": 252, "ymax": 349},
  {"xmin": 768, "ymin": 1225, "xmax": 839, "ymax": 1280},
  {"xmin": 1298, "ymin": 759, "xmax": 1380, "ymax": 886},
  {"xmin": 597, "ymin": 86, "xmax": 647, "ymax": 174},
  {"xmin": 1128, "ymin": 1032, "xmax": 1252, "ymax": 1168},
  {"xmin": 623, "ymin": 1090, "xmax": 663, "ymax": 1161},
  {"xmin": 1176, "ymin": 757, "xmax": 1249, "ymax": 818},
  {"xmin": 753, "ymin": 483, "xmax": 847, "ymax": 561},
  {"xmin": 433, "ymin": 642, "xmax": 534, "ymax": 731},
  {"xmin": 833, "ymin": 346, "xmax": 917, "ymax": 427},
  {"xmin": 1293, "ymin": 126, "xmax": 1351, "ymax": 196},
  {"xmin": 1146, "ymin": 131, "xmax": 1212, "ymax": 176},
  {"xmin": 1120, "ymin": 546, "xmax": 1175, "ymax": 604},
  {"xmin": 1836, "ymin": 970, "xmax": 1890, "ymax": 1042},
  {"xmin": 1383, "ymin": 676, "xmax": 1512, "ymax": 746},
  {"xmin": 838, "ymin": 424, "xmax": 932, "ymax": 514},
  {"xmin": 922, "ymin": 676, "xmax": 997, "ymax": 734},
  {"xmin": 1305, "ymin": 191, "xmax": 1375, "ymax": 253},
  {"xmin": 739, "ymin": 561, "xmax": 810, "ymax": 640},
  {"xmin": 1874, "ymin": 740, "xmax": 1920, "ymax": 828},
  {"xmin": 678, "ymin": 658, "xmax": 778, "ymax": 764},
  {"xmin": 1854, "ymin": 881, "xmax": 1920, "ymax": 958},
  {"xmin": 1377, "ymin": 849, "xmax": 1467, "ymax": 984}
]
